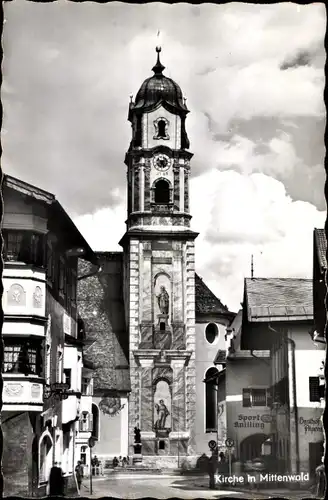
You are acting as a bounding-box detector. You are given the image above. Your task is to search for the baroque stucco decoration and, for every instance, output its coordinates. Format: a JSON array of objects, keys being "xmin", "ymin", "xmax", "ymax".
[
  {"xmin": 33, "ymin": 286, "xmax": 43, "ymax": 308},
  {"xmin": 99, "ymin": 397, "xmax": 125, "ymax": 417},
  {"xmin": 7, "ymin": 283, "xmax": 26, "ymax": 306}
]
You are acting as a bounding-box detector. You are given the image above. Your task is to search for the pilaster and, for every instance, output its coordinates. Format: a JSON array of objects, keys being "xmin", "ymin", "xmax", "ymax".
[
  {"xmin": 139, "ymin": 358, "xmax": 154, "ymax": 432},
  {"xmin": 171, "ymin": 359, "xmax": 186, "ymax": 432}
]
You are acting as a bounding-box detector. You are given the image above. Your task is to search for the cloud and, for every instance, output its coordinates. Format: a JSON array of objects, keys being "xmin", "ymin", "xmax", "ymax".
[
  {"xmin": 73, "ymin": 168, "xmax": 325, "ymax": 312},
  {"xmin": 190, "ymin": 170, "xmax": 325, "ymax": 310},
  {"xmin": 74, "ymin": 203, "xmax": 126, "ymax": 253},
  {"xmin": 2, "ymin": 2, "xmax": 326, "ymax": 312},
  {"xmin": 2, "ymin": 1, "xmax": 325, "ymax": 215}
]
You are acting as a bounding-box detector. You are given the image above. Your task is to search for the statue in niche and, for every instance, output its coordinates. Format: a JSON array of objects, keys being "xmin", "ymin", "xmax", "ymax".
[
  {"xmin": 157, "ymin": 286, "xmax": 169, "ymax": 315},
  {"xmin": 154, "ymin": 399, "xmax": 170, "ymax": 430}
]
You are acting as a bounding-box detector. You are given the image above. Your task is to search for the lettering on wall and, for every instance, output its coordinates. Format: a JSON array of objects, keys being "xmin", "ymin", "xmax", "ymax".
[
  {"xmin": 234, "ymin": 414, "xmax": 273, "ymax": 429},
  {"xmin": 299, "ymin": 416, "xmax": 322, "ymax": 434}
]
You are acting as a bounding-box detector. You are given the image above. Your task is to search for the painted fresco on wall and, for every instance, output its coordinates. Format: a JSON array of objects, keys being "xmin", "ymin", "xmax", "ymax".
[
  {"xmin": 153, "ymin": 380, "xmax": 171, "ymax": 430},
  {"xmin": 153, "ymin": 273, "xmax": 171, "ymax": 321}
]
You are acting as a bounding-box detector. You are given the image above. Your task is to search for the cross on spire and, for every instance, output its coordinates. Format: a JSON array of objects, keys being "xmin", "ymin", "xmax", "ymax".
[{"xmin": 152, "ymin": 46, "xmax": 165, "ymax": 75}]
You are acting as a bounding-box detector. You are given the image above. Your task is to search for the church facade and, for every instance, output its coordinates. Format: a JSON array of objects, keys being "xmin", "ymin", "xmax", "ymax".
[{"xmin": 78, "ymin": 49, "xmax": 234, "ymax": 467}]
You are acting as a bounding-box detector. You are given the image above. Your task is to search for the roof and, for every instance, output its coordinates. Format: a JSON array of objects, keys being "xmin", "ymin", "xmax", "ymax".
[
  {"xmin": 314, "ymin": 228, "xmax": 327, "ymax": 271},
  {"xmin": 195, "ymin": 274, "xmax": 231, "ymax": 316},
  {"xmin": 129, "ymin": 48, "xmax": 189, "ymax": 118},
  {"xmin": 3, "ymin": 174, "xmax": 97, "ymax": 265},
  {"xmin": 245, "ymin": 278, "xmax": 313, "ymax": 322},
  {"xmin": 77, "ymin": 254, "xmax": 130, "ymax": 393}
]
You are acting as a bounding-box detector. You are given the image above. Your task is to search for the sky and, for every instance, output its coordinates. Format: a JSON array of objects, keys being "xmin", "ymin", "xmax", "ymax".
[{"xmin": 2, "ymin": 1, "xmax": 326, "ymax": 311}]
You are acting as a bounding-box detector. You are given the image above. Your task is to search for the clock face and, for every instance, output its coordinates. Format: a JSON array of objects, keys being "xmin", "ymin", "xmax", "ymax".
[{"xmin": 153, "ymin": 154, "xmax": 171, "ymax": 172}]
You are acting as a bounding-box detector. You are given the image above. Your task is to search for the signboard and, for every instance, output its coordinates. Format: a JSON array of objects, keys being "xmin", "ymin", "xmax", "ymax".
[
  {"xmin": 63, "ymin": 312, "xmax": 71, "ymax": 335},
  {"xmin": 225, "ymin": 438, "xmax": 234, "ymax": 448},
  {"xmin": 208, "ymin": 440, "xmax": 217, "ymax": 450},
  {"xmin": 51, "ymin": 382, "xmax": 70, "ymax": 392}
]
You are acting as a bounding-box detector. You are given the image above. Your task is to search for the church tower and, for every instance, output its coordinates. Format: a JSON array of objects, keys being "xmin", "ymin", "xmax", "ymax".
[{"xmin": 120, "ymin": 48, "xmax": 198, "ymax": 465}]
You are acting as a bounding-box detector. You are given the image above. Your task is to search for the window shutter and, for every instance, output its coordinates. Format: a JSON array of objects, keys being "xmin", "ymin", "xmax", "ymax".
[
  {"xmin": 89, "ymin": 413, "xmax": 93, "ymax": 433},
  {"xmin": 242, "ymin": 389, "xmax": 251, "ymax": 407},
  {"xmin": 309, "ymin": 377, "xmax": 321, "ymax": 402}
]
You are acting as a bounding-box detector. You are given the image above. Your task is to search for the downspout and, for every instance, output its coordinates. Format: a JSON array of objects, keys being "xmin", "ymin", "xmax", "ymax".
[
  {"xmin": 287, "ymin": 337, "xmax": 300, "ymax": 474},
  {"xmin": 268, "ymin": 325, "xmax": 299, "ymax": 474}
]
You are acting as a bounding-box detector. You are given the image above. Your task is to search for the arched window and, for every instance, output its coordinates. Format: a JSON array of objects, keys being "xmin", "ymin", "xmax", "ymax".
[
  {"xmin": 154, "ymin": 179, "xmax": 170, "ymax": 204},
  {"xmin": 205, "ymin": 323, "xmax": 219, "ymax": 344},
  {"xmin": 80, "ymin": 411, "xmax": 92, "ymax": 432},
  {"xmin": 205, "ymin": 367, "xmax": 218, "ymax": 432},
  {"xmin": 39, "ymin": 432, "xmax": 53, "ymax": 483},
  {"xmin": 92, "ymin": 403, "xmax": 100, "ymax": 440},
  {"xmin": 153, "ymin": 117, "xmax": 169, "ymax": 140},
  {"xmin": 158, "ymin": 120, "xmax": 167, "ymax": 138}
]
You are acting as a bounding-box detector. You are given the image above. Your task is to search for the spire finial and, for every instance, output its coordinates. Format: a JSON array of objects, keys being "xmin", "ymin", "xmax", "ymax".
[{"xmin": 152, "ymin": 45, "xmax": 165, "ymax": 75}]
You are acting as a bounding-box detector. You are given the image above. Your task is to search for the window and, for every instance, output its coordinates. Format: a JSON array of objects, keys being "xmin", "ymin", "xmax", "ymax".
[
  {"xmin": 71, "ymin": 270, "xmax": 77, "ymax": 307},
  {"xmin": 205, "ymin": 323, "xmax": 219, "ymax": 344},
  {"xmin": 153, "ymin": 117, "xmax": 169, "ymax": 140},
  {"xmin": 242, "ymin": 388, "xmax": 271, "ymax": 407},
  {"xmin": 3, "ymin": 230, "xmax": 46, "ymax": 267},
  {"xmin": 45, "ymin": 344, "xmax": 51, "ymax": 385},
  {"xmin": 91, "ymin": 403, "xmax": 100, "ymax": 440},
  {"xmin": 205, "ymin": 367, "xmax": 218, "ymax": 432},
  {"xmin": 154, "ymin": 180, "xmax": 170, "ymax": 204},
  {"xmin": 159, "ymin": 440, "xmax": 165, "ymax": 450},
  {"xmin": 59, "ymin": 259, "xmax": 65, "ymax": 294},
  {"xmin": 3, "ymin": 341, "xmax": 42, "ymax": 376},
  {"xmin": 46, "ymin": 241, "xmax": 53, "ymax": 285},
  {"xmin": 79, "ymin": 411, "xmax": 93, "ymax": 432},
  {"xmin": 80, "ymin": 446, "xmax": 87, "ymax": 465},
  {"xmin": 309, "ymin": 377, "xmax": 324, "ymax": 402},
  {"xmin": 82, "ymin": 377, "xmax": 92, "ymax": 396},
  {"xmin": 64, "ymin": 369, "xmax": 72, "ymax": 389},
  {"xmin": 57, "ymin": 348, "xmax": 63, "ymax": 383},
  {"xmin": 39, "ymin": 434, "xmax": 53, "ymax": 483}
]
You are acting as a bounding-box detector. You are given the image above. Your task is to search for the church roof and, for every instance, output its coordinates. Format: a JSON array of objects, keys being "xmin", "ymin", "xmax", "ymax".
[
  {"xmin": 314, "ymin": 228, "xmax": 327, "ymax": 272},
  {"xmin": 77, "ymin": 252, "xmax": 130, "ymax": 394},
  {"xmin": 130, "ymin": 47, "xmax": 189, "ymax": 117},
  {"xmin": 244, "ymin": 277, "xmax": 313, "ymax": 322},
  {"xmin": 195, "ymin": 274, "xmax": 231, "ymax": 317}
]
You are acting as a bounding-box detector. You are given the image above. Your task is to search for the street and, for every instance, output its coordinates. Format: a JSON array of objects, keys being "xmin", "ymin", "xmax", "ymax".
[
  {"xmin": 79, "ymin": 473, "xmax": 318, "ymax": 499},
  {"xmin": 80, "ymin": 474, "xmax": 242, "ymax": 499}
]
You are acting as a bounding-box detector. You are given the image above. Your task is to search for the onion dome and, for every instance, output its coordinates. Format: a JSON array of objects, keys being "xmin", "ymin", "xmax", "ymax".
[{"xmin": 129, "ymin": 47, "xmax": 189, "ymax": 118}]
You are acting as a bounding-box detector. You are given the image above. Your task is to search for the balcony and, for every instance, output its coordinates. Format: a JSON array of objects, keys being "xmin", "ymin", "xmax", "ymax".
[{"xmin": 2, "ymin": 374, "xmax": 43, "ymax": 411}]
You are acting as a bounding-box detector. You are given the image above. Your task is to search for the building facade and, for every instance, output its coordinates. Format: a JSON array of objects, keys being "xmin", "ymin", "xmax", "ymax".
[
  {"xmin": 1, "ymin": 175, "xmax": 97, "ymax": 496},
  {"xmin": 224, "ymin": 278, "xmax": 325, "ymax": 484}
]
